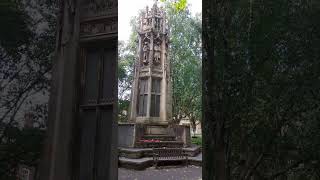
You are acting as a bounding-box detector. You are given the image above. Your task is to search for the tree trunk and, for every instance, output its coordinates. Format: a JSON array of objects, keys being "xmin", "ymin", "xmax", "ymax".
[{"xmin": 203, "ymin": 0, "xmax": 231, "ymax": 179}]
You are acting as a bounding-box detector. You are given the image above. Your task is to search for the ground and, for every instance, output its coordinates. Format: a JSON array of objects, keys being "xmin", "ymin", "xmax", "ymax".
[{"xmin": 118, "ymin": 166, "xmax": 202, "ymax": 180}]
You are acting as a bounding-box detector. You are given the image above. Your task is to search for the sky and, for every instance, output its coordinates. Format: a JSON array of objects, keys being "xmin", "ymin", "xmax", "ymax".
[{"xmin": 119, "ymin": 0, "xmax": 202, "ymax": 42}]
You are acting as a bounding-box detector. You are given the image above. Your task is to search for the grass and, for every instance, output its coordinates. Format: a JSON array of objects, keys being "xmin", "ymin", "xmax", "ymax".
[{"xmin": 191, "ymin": 136, "xmax": 202, "ymax": 147}]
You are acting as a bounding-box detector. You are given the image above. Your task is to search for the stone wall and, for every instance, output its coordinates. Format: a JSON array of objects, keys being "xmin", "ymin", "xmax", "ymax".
[
  {"xmin": 118, "ymin": 123, "xmax": 135, "ymax": 148},
  {"xmin": 172, "ymin": 125, "xmax": 191, "ymax": 147},
  {"xmin": 133, "ymin": 123, "xmax": 146, "ymax": 147}
]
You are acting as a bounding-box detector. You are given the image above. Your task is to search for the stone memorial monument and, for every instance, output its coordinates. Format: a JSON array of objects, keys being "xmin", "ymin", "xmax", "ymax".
[
  {"xmin": 127, "ymin": 1, "xmax": 178, "ymax": 147},
  {"xmin": 118, "ymin": 1, "xmax": 201, "ymax": 170}
]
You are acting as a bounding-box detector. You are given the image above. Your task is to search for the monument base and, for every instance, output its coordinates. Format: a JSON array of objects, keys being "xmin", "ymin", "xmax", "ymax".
[
  {"xmin": 135, "ymin": 117, "xmax": 169, "ymax": 125},
  {"xmin": 118, "ymin": 123, "xmax": 200, "ymax": 170},
  {"xmin": 118, "ymin": 146, "xmax": 202, "ymax": 170},
  {"xmin": 132, "ymin": 123, "xmax": 191, "ymax": 148},
  {"xmin": 118, "ymin": 123, "xmax": 192, "ymax": 148}
]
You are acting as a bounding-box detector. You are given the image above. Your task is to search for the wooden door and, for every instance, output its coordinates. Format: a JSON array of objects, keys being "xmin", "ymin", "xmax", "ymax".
[{"xmin": 78, "ymin": 43, "xmax": 116, "ymax": 180}]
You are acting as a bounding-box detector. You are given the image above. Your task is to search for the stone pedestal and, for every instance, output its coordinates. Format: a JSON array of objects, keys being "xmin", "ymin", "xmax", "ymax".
[{"xmin": 129, "ymin": 124, "xmax": 190, "ymax": 148}]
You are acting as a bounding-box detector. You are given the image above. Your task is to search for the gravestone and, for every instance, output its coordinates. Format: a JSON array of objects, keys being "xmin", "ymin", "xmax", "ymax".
[{"xmin": 39, "ymin": 0, "xmax": 118, "ymax": 180}]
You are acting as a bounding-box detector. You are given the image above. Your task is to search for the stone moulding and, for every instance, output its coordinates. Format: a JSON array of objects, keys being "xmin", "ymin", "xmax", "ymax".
[
  {"xmin": 80, "ymin": 17, "xmax": 117, "ymax": 40},
  {"xmin": 80, "ymin": 1, "xmax": 117, "ymax": 20}
]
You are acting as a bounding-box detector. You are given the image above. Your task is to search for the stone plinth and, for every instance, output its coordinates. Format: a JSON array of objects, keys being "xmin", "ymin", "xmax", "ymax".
[
  {"xmin": 118, "ymin": 123, "xmax": 191, "ymax": 148},
  {"xmin": 118, "ymin": 123, "xmax": 135, "ymax": 148},
  {"xmin": 172, "ymin": 125, "xmax": 192, "ymax": 148},
  {"xmin": 131, "ymin": 124, "xmax": 191, "ymax": 148}
]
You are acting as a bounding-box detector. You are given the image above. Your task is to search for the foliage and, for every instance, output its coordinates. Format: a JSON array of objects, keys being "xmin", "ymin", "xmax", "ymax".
[
  {"xmin": 0, "ymin": 127, "xmax": 45, "ymax": 179},
  {"xmin": 0, "ymin": 0, "xmax": 57, "ymax": 178},
  {"xmin": 118, "ymin": 17, "xmax": 139, "ymax": 121},
  {"xmin": 191, "ymin": 136, "xmax": 202, "ymax": 146},
  {"xmin": 0, "ymin": 0, "xmax": 32, "ymax": 54},
  {"xmin": 165, "ymin": 3, "xmax": 202, "ymax": 127},
  {"xmin": 202, "ymin": 0, "xmax": 320, "ymax": 179},
  {"xmin": 0, "ymin": 0, "xmax": 56, "ymax": 128},
  {"xmin": 160, "ymin": 0, "xmax": 188, "ymax": 12}
]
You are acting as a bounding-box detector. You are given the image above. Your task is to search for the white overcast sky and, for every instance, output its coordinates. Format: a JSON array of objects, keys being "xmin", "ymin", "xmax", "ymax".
[{"xmin": 119, "ymin": 0, "xmax": 202, "ymax": 42}]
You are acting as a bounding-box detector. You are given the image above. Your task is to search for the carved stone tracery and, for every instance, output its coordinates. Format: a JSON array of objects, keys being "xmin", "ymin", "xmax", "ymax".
[
  {"xmin": 79, "ymin": 0, "xmax": 117, "ymax": 40},
  {"xmin": 81, "ymin": 0, "xmax": 117, "ymax": 19},
  {"xmin": 80, "ymin": 19, "xmax": 117, "ymax": 38}
]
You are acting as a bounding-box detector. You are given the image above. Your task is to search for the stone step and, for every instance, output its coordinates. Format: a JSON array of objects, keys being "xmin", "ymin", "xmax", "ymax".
[
  {"xmin": 142, "ymin": 135, "xmax": 176, "ymax": 141},
  {"xmin": 118, "ymin": 153, "xmax": 203, "ymax": 170},
  {"xmin": 119, "ymin": 145, "xmax": 201, "ymax": 159},
  {"xmin": 119, "ymin": 157, "xmax": 153, "ymax": 170},
  {"xmin": 135, "ymin": 141, "xmax": 184, "ymax": 148}
]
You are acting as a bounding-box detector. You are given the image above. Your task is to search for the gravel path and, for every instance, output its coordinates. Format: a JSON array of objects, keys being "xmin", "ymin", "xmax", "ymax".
[{"xmin": 118, "ymin": 166, "xmax": 202, "ymax": 180}]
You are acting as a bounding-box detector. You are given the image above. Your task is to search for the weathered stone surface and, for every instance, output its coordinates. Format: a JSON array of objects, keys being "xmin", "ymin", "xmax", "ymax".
[
  {"xmin": 119, "ymin": 157, "xmax": 154, "ymax": 170},
  {"xmin": 172, "ymin": 125, "xmax": 192, "ymax": 147},
  {"xmin": 129, "ymin": 1, "xmax": 171, "ymax": 125},
  {"xmin": 40, "ymin": 1, "xmax": 118, "ymax": 180},
  {"xmin": 145, "ymin": 125, "xmax": 168, "ymax": 134},
  {"xmin": 118, "ymin": 123, "xmax": 135, "ymax": 147},
  {"xmin": 135, "ymin": 141, "xmax": 184, "ymax": 148},
  {"xmin": 188, "ymin": 153, "xmax": 203, "ymax": 166},
  {"xmin": 119, "ymin": 146, "xmax": 201, "ymax": 158},
  {"xmin": 118, "ymin": 151, "xmax": 202, "ymax": 170},
  {"xmin": 143, "ymin": 134, "xmax": 176, "ymax": 141}
]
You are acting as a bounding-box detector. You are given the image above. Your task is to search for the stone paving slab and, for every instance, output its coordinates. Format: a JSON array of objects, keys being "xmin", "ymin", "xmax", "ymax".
[
  {"xmin": 118, "ymin": 166, "xmax": 202, "ymax": 180},
  {"xmin": 119, "ymin": 145, "xmax": 200, "ymax": 152},
  {"xmin": 189, "ymin": 153, "xmax": 202, "ymax": 161},
  {"xmin": 119, "ymin": 157, "xmax": 153, "ymax": 163},
  {"xmin": 188, "ymin": 153, "xmax": 202, "ymax": 166}
]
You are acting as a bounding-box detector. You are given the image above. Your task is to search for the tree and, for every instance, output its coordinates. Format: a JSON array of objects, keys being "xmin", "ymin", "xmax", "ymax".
[
  {"xmin": 0, "ymin": 127, "xmax": 45, "ymax": 179},
  {"xmin": 0, "ymin": 0, "xmax": 32, "ymax": 53},
  {"xmin": 0, "ymin": 0, "xmax": 57, "ymax": 178},
  {"xmin": 0, "ymin": 0, "xmax": 57, "ymax": 131},
  {"xmin": 202, "ymin": 0, "xmax": 320, "ymax": 179},
  {"xmin": 165, "ymin": 3, "xmax": 202, "ymax": 130},
  {"xmin": 118, "ymin": 17, "xmax": 139, "ymax": 122}
]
